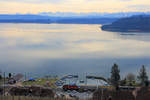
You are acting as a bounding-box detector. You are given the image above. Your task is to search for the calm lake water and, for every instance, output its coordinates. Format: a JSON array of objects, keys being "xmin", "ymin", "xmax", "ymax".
[{"xmin": 0, "ymin": 23, "xmax": 150, "ymax": 77}]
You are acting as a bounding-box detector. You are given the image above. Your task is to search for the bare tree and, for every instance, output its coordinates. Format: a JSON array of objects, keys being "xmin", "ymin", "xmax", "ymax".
[{"xmin": 126, "ymin": 73, "xmax": 136, "ymax": 82}]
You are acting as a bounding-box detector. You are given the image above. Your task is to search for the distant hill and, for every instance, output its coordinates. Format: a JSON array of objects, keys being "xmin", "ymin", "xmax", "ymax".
[
  {"xmin": 101, "ymin": 15, "xmax": 150, "ymax": 32},
  {"xmin": 0, "ymin": 14, "xmax": 52, "ymax": 24},
  {"xmin": 0, "ymin": 19, "xmax": 52, "ymax": 24},
  {"xmin": 0, "ymin": 14, "xmax": 117, "ymax": 24},
  {"xmin": 55, "ymin": 18, "xmax": 117, "ymax": 24},
  {"xmin": 0, "ymin": 14, "xmax": 50, "ymax": 19},
  {"xmin": 1, "ymin": 12, "xmax": 150, "ymax": 24}
]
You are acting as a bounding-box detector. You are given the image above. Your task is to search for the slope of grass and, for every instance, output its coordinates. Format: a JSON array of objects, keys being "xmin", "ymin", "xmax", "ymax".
[{"xmin": 22, "ymin": 78, "xmax": 58, "ymax": 88}]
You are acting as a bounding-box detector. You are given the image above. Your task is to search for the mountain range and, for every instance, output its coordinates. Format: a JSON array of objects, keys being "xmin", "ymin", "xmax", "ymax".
[{"xmin": 0, "ymin": 12, "xmax": 150, "ymax": 24}]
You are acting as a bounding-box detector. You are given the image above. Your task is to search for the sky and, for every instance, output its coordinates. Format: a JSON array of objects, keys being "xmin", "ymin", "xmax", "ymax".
[{"xmin": 0, "ymin": 0, "xmax": 150, "ymax": 14}]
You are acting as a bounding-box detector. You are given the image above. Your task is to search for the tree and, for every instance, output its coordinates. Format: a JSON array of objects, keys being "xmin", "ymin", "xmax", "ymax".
[
  {"xmin": 125, "ymin": 73, "xmax": 136, "ymax": 86},
  {"xmin": 137, "ymin": 65, "xmax": 149, "ymax": 86},
  {"xmin": 0, "ymin": 69, "xmax": 2, "ymax": 80},
  {"xmin": 120, "ymin": 78, "xmax": 127, "ymax": 86},
  {"xmin": 0, "ymin": 74, "xmax": 2, "ymax": 80},
  {"xmin": 110, "ymin": 63, "xmax": 120, "ymax": 88},
  {"xmin": 126, "ymin": 73, "xmax": 136, "ymax": 82},
  {"xmin": 8, "ymin": 73, "xmax": 12, "ymax": 78}
]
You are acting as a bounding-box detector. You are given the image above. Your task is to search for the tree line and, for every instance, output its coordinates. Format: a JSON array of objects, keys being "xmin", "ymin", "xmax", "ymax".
[{"xmin": 110, "ymin": 63, "xmax": 149, "ymax": 89}]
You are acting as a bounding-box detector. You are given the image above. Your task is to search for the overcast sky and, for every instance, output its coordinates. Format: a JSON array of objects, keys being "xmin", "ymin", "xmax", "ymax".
[{"xmin": 0, "ymin": 0, "xmax": 150, "ymax": 14}]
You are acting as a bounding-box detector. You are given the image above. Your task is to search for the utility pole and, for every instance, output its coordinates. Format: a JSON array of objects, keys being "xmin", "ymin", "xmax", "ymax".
[
  {"xmin": 96, "ymin": 79, "xmax": 99, "ymax": 90},
  {"xmin": 3, "ymin": 72, "xmax": 5, "ymax": 96},
  {"xmin": 101, "ymin": 89, "xmax": 103, "ymax": 100},
  {"xmin": 25, "ymin": 72, "xmax": 26, "ymax": 81},
  {"xmin": 85, "ymin": 72, "xmax": 87, "ymax": 86},
  {"xmin": 24, "ymin": 72, "xmax": 26, "ymax": 85}
]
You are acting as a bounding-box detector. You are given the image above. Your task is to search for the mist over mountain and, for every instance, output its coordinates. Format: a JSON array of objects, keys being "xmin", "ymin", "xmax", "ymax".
[{"xmin": 38, "ymin": 12, "xmax": 150, "ymax": 18}]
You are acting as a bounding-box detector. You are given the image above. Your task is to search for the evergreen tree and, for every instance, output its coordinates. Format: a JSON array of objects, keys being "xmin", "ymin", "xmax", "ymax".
[
  {"xmin": 110, "ymin": 63, "xmax": 120, "ymax": 88},
  {"xmin": 9, "ymin": 73, "xmax": 12, "ymax": 78},
  {"xmin": 0, "ymin": 75, "xmax": 2, "ymax": 80},
  {"xmin": 0, "ymin": 69, "xmax": 2, "ymax": 80},
  {"xmin": 137, "ymin": 65, "xmax": 149, "ymax": 86}
]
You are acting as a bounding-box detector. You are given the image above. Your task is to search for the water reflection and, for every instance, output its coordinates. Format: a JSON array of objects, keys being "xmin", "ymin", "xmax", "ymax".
[{"xmin": 0, "ymin": 23, "xmax": 150, "ymax": 77}]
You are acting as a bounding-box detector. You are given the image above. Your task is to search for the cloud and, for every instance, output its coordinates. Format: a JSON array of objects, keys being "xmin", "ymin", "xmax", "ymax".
[
  {"xmin": 0, "ymin": 0, "xmax": 63, "ymax": 4},
  {"xmin": 120, "ymin": 0, "xmax": 133, "ymax": 1},
  {"xmin": 0, "ymin": 0, "xmax": 150, "ymax": 13},
  {"xmin": 128, "ymin": 4, "xmax": 150, "ymax": 11}
]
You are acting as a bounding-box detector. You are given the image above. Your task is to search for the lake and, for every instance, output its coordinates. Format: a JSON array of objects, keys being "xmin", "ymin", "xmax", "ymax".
[{"xmin": 0, "ymin": 23, "xmax": 150, "ymax": 78}]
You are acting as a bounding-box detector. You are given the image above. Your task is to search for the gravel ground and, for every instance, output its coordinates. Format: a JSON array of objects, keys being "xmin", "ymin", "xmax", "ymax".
[{"xmin": 55, "ymin": 89, "xmax": 93, "ymax": 99}]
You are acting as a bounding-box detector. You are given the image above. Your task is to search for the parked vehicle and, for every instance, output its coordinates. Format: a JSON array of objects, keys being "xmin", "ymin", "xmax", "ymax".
[{"xmin": 63, "ymin": 84, "xmax": 79, "ymax": 91}]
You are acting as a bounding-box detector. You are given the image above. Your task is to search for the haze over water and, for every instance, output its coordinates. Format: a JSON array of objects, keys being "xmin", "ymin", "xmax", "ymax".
[{"xmin": 0, "ymin": 23, "xmax": 150, "ymax": 77}]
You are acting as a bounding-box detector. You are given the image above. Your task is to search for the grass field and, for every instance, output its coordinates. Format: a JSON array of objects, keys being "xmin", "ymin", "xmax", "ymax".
[{"xmin": 22, "ymin": 78, "xmax": 58, "ymax": 88}]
